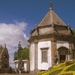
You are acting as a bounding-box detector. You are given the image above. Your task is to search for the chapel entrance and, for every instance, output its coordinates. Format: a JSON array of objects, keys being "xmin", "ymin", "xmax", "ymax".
[
  {"xmin": 60, "ymin": 55, "xmax": 66, "ymax": 63},
  {"xmin": 58, "ymin": 47, "xmax": 69, "ymax": 63}
]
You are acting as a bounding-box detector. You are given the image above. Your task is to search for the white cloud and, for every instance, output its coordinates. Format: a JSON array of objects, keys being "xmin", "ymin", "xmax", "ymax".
[{"xmin": 0, "ymin": 22, "xmax": 28, "ymax": 68}]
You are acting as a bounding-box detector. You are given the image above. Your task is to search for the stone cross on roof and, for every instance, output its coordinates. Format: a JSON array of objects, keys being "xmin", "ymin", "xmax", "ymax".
[
  {"xmin": 37, "ymin": 2, "xmax": 66, "ymax": 27},
  {"xmin": 50, "ymin": 1, "xmax": 53, "ymax": 10}
]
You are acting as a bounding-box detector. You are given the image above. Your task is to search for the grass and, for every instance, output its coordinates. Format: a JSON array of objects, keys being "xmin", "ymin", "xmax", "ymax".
[
  {"xmin": 66, "ymin": 64, "xmax": 75, "ymax": 71},
  {"xmin": 49, "ymin": 69, "xmax": 62, "ymax": 75}
]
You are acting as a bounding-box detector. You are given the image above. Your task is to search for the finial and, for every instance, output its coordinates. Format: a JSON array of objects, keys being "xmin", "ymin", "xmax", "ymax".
[
  {"xmin": 18, "ymin": 41, "xmax": 21, "ymax": 48},
  {"xmin": 4, "ymin": 43, "xmax": 6, "ymax": 48},
  {"xmin": 19, "ymin": 41, "xmax": 21, "ymax": 44},
  {"xmin": 68, "ymin": 23, "xmax": 70, "ymax": 30},
  {"xmin": 30, "ymin": 30, "xmax": 32, "ymax": 35},
  {"xmin": 0, "ymin": 45, "xmax": 2, "ymax": 48},
  {"xmin": 50, "ymin": 1, "xmax": 53, "ymax": 10},
  {"xmin": 68, "ymin": 23, "xmax": 70, "ymax": 26}
]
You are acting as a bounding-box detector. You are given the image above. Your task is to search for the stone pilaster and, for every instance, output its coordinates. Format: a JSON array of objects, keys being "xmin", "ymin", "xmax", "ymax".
[
  {"xmin": 57, "ymin": 50, "xmax": 60, "ymax": 64},
  {"xmin": 34, "ymin": 40, "xmax": 38, "ymax": 74},
  {"xmin": 51, "ymin": 38, "xmax": 56, "ymax": 65},
  {"xmin": 69, "ymin": 43, "xmax": 73, "ymax": 59}
]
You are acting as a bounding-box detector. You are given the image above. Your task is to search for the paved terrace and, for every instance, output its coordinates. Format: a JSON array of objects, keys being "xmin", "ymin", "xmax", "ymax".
[{"xmin": 0, "ymin": 74, "xmax": 33, "ymax": 75}]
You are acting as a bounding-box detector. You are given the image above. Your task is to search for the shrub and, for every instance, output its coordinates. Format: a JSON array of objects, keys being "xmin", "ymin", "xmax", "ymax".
[{"xmin": 37, "ymin": 60, "xmax": 75, "ymax": 75}]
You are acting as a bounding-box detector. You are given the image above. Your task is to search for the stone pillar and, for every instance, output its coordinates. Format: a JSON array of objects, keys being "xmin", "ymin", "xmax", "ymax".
[
  {"xmin": 69, "ymin": 43, "xmax": 73, "ymax": 59},
  {"xmin": 65, "ymin": 54, "xmax": 68, "ymax": 61},
  {"xmin": 34, "ymin": 40, "xmax": 38, "ymax": 74},
  {"xmin": 57, "ymin": 50, "xmax": 60, "ymax": 64},
  {"xmin": 51, "ymin": 38, "xmax": 56, "ymax": 65},
  {"xmin": 0, "ymin": 60, "xmax": 1, "ymax": 68}
]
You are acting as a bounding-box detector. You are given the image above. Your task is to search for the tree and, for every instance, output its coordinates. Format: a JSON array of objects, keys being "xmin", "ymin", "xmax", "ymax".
[
  {"xmin": 18, "ymin": 41, "xmax": 23, "ymax": 59},
  {"xmin": 14, "ymin": 46, "xmax": 29, "ymax": 60},
  {"xmin": 14, "ymin": 51, "xmax": 18, "ymax": 60},
  {"xmin": 21, "ymin": 47, "xmax": 29, "ymax": 60}
]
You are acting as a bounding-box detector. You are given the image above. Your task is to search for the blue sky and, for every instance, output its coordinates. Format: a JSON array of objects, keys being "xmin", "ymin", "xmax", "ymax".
[
  {"xmin": 0, "ymin": 0, "xmax": 75, "ymax": 67},
  {"xmin": 0, "ymin": 0, "xmax": 75, "ymax": 36}
]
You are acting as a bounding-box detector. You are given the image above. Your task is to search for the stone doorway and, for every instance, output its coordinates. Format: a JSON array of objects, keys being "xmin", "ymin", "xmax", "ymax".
[
  {"xmin": 58, "ymin": 47, "xmax": 69, "ymax": 63},
  {"xmin": 60, "ymin": 55, "xmax": 66, "ymax": 63}
]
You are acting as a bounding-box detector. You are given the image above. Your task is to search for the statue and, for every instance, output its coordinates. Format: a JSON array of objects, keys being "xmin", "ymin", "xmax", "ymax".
[
  {"xmin": 18, "ymin": 58, "xmax": 24, "ymax": 73},
  {"xmin": 54, "ymin": 55, "xmax": 58, "ymax": 64},
  {"xmin": 17, "ymin": 41, "xmax": 24, "ymax": 73}
]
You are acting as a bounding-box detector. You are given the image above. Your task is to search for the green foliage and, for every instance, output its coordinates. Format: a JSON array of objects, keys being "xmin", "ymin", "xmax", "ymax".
[
  {"xmin": 66, "ymin": 64, "xmax": 75, "ymax": 71},
  {"xmin": 14, "ymin": 51, "xmax": 18, "ymax": 60},
  {"xmin": 50, "ymin": 69, "xmax": 62, "ymax": 75},
  {"xmin": 21, "ymin": 47, "xmax": 29, "ymax": 60},
  {"xmin": 18, "ymin": 42, "xmax": 23, "ymax": 58},
  {"xmin": 14, "ymin": 47, "xmax": 29, "ymax": 60}
]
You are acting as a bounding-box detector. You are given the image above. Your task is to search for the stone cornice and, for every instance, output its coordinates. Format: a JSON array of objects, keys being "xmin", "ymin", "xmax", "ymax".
[{"xmin": 28, "ymin": 33, "xmax": 74, "ymax": 43}]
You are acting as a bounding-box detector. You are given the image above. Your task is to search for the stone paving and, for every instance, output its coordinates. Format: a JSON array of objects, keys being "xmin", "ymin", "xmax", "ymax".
[{"xmin": 0, "ymin": 73, "xmax": 33, "ymax": 75}]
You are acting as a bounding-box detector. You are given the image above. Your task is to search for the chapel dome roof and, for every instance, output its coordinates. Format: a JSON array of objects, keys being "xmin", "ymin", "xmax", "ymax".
[{"xmin": 37, "ymin": 2, "xmax": 66, "ymax": 27}]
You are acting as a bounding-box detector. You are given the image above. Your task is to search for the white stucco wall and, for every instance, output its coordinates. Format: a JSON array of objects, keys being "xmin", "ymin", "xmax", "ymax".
[
  {"xmin": 14, "ymin": 60, "xmax": 29, "ymax": 72},
  {"xmin": 14, "ymin": 60, "xmax": 19, "ymax": 68},
  {"xmin": 24, "ymin": 63, "xmax": 27, "ymax": 72},
  {"xmin": 15, "ymin": 63, "xmax": 18, "ymax": 68},
  {"xmin": 56, "ymin": 41, "xmax": 69, "ymax": 49},
  {"xmin": 38, "ymin": 41, "xmax": 52, "ymax": 70},
  {"xmin": 30, "ymin": 43, "xmax": 35, "ymax": 71}
]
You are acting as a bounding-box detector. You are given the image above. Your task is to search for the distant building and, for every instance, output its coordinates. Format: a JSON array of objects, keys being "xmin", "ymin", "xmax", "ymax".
[
  {"xmin": 14, "ymin": 41, "xmax": 30, "ymax": 73},
  {"xmin": 14, "ymin": 60, "xmax": 29, "ymax": 73},
  {"xmin": 28, "ymin": 2, "xmax": 75, "ymax": 74},
  {"xmin": 0, "ymin": 44, "xmax": 10, "ymax": 73}
]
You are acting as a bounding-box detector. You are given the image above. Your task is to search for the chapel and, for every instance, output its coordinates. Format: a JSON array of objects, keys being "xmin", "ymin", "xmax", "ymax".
[{"xmin": 28, "ymin": 2, "xmax": 75, "ymax": 74}]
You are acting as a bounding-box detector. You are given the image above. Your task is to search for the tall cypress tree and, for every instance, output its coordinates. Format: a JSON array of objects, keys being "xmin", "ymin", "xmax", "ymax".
[
  {"xmin": 17, "ymin": 41, "xmax": 23, "ymax": 70},
  {"xmin": 18, "ymin": 41, "xmax": 23, "ymax": 59}
]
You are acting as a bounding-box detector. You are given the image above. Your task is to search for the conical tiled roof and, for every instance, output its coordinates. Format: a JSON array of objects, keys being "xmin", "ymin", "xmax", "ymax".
[{"xmin": 37, "ymin": 2, "xmax": 66, "ymax": 27}]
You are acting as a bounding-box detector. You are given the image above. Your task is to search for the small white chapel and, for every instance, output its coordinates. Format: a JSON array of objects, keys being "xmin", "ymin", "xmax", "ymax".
[{"xmin": 28, "ymin": 2, "xmax": 75, "ymax": 74}]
